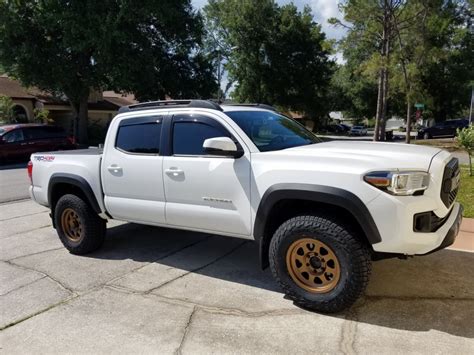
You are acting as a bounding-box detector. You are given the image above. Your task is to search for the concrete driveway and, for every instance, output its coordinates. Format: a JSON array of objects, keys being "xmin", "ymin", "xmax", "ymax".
[{"xmin": 1, "ymin": 200, "xmax": 473, "ymax": 354}]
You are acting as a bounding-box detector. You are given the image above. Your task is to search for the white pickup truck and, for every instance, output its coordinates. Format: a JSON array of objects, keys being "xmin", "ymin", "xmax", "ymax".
[{"xmin": 29, "ymin": 100, "xmax": 463, "ymax": 313}]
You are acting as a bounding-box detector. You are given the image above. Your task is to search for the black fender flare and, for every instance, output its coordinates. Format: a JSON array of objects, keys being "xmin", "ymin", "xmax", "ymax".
[
  {"xmin": 48, "ymin": 173, "xmax": 102, "ymax": 215},
  {"xmin": 254, "ymin": 184, "xmax": 382, "ymax": 268}
]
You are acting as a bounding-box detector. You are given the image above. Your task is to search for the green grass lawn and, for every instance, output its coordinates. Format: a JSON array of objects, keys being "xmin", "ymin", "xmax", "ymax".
[
  {"xmin": 459, "ymin": 166, "xmax": 473, "ymax": 218},
  {"xmin": 414, "ymin": 138, "xmax": 461, "ymax": 152}
]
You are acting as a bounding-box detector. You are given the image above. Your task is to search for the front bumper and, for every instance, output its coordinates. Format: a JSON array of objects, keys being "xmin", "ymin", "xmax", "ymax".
[
  {"xmin": 422, "ymin": 203, "xmax": 463, "ymax": 255},
  {"xmin": 369, "ymin": 197, "xmax": 463, "ymax": 255}
]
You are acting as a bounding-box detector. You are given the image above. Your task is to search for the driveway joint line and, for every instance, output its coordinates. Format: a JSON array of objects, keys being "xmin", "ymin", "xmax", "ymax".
[
  {"xmin": 175, "ymin": 306, "xmax": 197, "ymax": 355},
  {"xmin": 339, "ymin": 304, "xmax": 360, "ymax": 355},
  {"xmin": 0, "ymin": 224, "xmax": 52, "ymax": 239},
  {"xmin": 0, "ymin": 294, "xmax": 79, "ymax": 332},
  {"xmin": 105, "ymin": 235, "xmax": 213, "ymax": 287},
  {"xmin": 0, "ymin": 275, "xmax": 47, "ymax": 297},
  {"xmin": 363, "ymin": 295, "xmax": 474, "ymax": 302},
  {"xmin": 5, "ymin": 259, "xmax": 76, "ymax": 295},
  {"xmin": 6, "ymin": 247, "xmax": 65, "ymax": 263},
  {"xmin": 0, "ymin": 211, "xmax": 47, "ymax": 222},
  {"xmin": 146, "ymin": 291, "xmax": 303, "ymax": 318},
  {"xmin": 145, "ymin": 241, "xmax": 248, "ymax": 294},
  {"xmin": 0, "ymin": 197, "xmax": 31, "ymax": 205}
]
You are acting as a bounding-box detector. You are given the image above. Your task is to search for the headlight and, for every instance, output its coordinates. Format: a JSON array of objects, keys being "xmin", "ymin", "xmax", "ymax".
[{"xmin": 364, "ymin": 171, "xmax": 430, "ymax": 195}]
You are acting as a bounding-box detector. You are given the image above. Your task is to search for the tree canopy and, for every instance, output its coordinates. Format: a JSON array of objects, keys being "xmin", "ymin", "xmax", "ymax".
[
  {"xmin": 0, "ymin": 0, "xmax": 217, "ymax": 143},
  {"xmin": 204, "ymin": 0, "xmax": 333, "ymax": 122},
  {"xmin": 331, "ymin": 0, "xmax": 473, "ymax": 140}
]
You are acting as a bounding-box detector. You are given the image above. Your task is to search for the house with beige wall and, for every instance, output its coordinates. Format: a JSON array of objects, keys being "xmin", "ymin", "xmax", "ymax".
[{"xmin": 0, "ymin": 75, "xmax": 137, "ymax": 134}]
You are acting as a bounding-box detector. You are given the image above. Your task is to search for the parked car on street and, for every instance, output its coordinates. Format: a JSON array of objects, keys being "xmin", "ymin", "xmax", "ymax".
[
  {"xmin": 0, "ymin": 124, "xmax": 76, "ymax": 164},
  {"xmin": 29, "ymin": 100, "xmax": 463, "ymax": 313},
  {"xmin": 339, "ymin": 123, "xmax": 351, "ymax": 132},
  {"xmin": 349, "ymin": 125, "xmax": 368, "ymax": 136},
  {"xmin": 417, "ymin": 119, "xmax": 469, "ymax": 139},
  {"xmin": 322, "ymin": 124, "xmax": 346, "ymax": 134}
]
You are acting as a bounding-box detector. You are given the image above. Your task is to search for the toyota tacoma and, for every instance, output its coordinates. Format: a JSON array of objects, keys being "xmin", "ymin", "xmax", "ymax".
[{"xmin": 28, "ymin": 100, "xmax": 463, "ymax": 313}]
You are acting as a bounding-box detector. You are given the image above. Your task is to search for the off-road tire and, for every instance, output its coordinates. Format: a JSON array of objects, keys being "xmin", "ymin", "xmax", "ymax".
[
  {"xmin": 269, "ymin": 215, "xmax": 371, "ymax": 313},
  {"xmin": 54, "ymin": 194, "xmax": 106, "ymax": 254}
]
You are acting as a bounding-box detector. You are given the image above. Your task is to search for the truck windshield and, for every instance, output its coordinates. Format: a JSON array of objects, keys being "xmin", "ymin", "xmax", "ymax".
[{"xmin": 225, "ymin": 110, "xmax": 320, "ymax": 152}]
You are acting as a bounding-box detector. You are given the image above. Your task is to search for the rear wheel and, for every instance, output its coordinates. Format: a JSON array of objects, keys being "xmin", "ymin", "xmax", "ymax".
[
  {"xmin": 269, "ymin": 215, "xmax": 371, "ymax": 313},
  {"xmin": 54, "ymin": 194, "xmax": 106, "ymax": 254}
]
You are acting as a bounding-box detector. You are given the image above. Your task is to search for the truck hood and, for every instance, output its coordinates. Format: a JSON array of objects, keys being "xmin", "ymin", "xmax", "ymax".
[{"xmin": 279, "ymin": 141, "xmax": 442, "ymax": 171}]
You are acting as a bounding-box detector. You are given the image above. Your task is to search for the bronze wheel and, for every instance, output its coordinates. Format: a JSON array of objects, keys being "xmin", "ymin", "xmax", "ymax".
[
  {"xmin": 60, "ymin": 208, "xmax": 83, "ymax": 242},
  {"xmin": 286, "ymin": 237, "xmax": 341, "ymax": 293},
  {"xmin": 55, "ymin": 194, "xmax": 105, "ymax": 254},
  {"xmin": 270, "ymin": 215, "xmax": 371, "ymax": 313}
]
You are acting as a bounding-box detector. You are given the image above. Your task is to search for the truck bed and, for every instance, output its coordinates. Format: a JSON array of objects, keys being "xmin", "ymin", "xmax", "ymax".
[
  {"xmin": 30, "ymin": 148, "xmax": 105, "ymax": 212},
  {"xmin": 43, "ymin": 147, "xmax": 103, "ymax": 156}
]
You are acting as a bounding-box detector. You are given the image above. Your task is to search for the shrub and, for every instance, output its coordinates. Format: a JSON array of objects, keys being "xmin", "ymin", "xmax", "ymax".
[
  {"xmin": 457, "ymin": 125, "xmax": 474, "ymax": 176},
  {"xmin": 33, "ymin": 108, "xmax": 54, "ymax": 124},
  {"xmin": 0, "ymin": 95, "xmax": 14, "ymax": 124}
]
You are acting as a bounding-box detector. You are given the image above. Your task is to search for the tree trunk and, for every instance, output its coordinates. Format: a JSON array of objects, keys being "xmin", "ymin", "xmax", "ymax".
[
  {"xmin": 405, "ymin": 95, "xmax": 412, "ymax": 143},
  {"xmin": 469, "ymin": 153, "xmax": 472, "ymax": 177},
  {"xmin": 380, "ymin": 64, "xmax": 389, "ymax": 141},
  {"xmin": 374, "ymin": 70, "xmax": 384, "ymax": 141},
  {"xmin": 375, "ymin": 3, "xmax": 389, "ymax": 142},
  {"xmin": 71, "ymin": 96, "xmax": 89, "ymax": 145}
]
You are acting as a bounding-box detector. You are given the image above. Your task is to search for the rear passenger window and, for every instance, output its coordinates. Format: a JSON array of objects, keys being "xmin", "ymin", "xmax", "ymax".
[{"xmin": 116, "ymin": 120, "xmax": 161, "ymax": 154}]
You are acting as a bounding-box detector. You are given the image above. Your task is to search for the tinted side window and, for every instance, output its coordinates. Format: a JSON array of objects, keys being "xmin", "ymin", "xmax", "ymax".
[
  {"xmin": 116, "ymin": 121, "xmax": 161, "ymax": 154},
  {"xmin": 173, "ymin": 122, "xmax": 228, "ymax": 155},
  {"xmin": 43, "ymin": 126, "xmax": 67, "ymax": 138},
  {"xmin": 25, "ymin": 126, "xmax": 66, "ymax": 140},
  {"xmin": 3, "ymin": 129, "xmax": 24, "ymax": 143}
]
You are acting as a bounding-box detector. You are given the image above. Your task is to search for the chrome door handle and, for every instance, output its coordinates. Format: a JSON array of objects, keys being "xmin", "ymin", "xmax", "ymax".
[
  {"xmin": 165, "ymin": 168, "xmax": 183, "ymax": 176},
  {"xmin": 107, "ymin": 165, "xmax": 122, "ymax": 173}
]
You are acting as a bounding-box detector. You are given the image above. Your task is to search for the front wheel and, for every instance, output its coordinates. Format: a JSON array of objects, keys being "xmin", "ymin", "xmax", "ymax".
[
  {"xmin": 423, "ymin": 132, "xmax": 431, "ymax": 140},
  {"xmin": 269, "ymin": 215, "xmax": 371, "ymax": 313},
  {"xmin": 54, "ymin": 194, "xmax": 106, "ymax": 254}
]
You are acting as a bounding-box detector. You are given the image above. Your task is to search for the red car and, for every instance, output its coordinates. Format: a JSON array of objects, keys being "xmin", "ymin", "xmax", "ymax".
[{"xmin": 0, "ymin": 124, "xmax": 76, "ymax": 164}]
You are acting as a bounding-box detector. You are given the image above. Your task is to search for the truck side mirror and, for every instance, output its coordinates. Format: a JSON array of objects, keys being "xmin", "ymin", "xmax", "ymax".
[{"xmin": 203, "ymin": 137, "xmax": 243, "ymax": 158}]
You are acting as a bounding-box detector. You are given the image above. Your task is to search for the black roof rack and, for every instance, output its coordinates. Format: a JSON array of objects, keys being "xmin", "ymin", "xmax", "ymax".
[
  {"xmin": 118, "ymin": 100, "xmax": 223, "ymax": 114},
  {"xmin": 223, "ymin": 103, "xmax": 278, "ymax": 112}
]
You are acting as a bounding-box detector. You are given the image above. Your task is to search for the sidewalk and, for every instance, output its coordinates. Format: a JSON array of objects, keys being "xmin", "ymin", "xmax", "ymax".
[{"xmin": 450, "ymin": 218, "xmax": 474, "ymax": 252}]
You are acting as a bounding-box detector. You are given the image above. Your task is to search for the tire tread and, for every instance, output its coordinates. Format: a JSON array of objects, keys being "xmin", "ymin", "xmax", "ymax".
[
  {"xmin": 269, "ymin": 214, "xmax": 371, "ymax": 313},
  {"xmin": 55, "ymin": 194, "xmax": 106, "ymax": 254}
]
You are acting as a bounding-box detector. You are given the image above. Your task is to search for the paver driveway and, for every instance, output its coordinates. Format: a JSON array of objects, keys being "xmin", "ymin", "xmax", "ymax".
[{"xmin": 1, "ymin": 200, "xmax": 473, "ymax": 354}]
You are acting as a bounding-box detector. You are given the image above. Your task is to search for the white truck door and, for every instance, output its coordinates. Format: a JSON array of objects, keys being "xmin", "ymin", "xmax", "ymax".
[
  {"xmin": 102, "ymin": 115, "xmax": 166, "ymax": 224},
  {"xmin": 163, "ymin": 113, "xmax": 252, "ymax": 237}
]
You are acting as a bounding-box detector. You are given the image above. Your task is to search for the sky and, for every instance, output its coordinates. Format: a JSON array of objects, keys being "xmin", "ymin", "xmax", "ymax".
[{"xmin": 191, "ymin": 0, "xmax": 347, "ymax": 41}]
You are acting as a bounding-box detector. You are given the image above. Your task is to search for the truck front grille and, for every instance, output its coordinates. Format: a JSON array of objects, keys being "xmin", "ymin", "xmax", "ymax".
[{"xmin": 440, "ymin": 158, "xmax": 460, "ymax": 208}]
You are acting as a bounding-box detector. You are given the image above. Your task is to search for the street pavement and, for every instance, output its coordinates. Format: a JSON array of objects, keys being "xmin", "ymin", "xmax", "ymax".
[
  {"xmin": 0, "ymin": 163, "xmax": 29, "ymax": 203},
  {"xmin": 0, "ymin": 199, "xmax": 473, "ymax": 354}
]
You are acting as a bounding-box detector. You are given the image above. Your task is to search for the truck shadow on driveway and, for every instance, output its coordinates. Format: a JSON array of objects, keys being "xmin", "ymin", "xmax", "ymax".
[{"xmin": 85, "ymin": 222, "xmax": 474, "ymax": 339}]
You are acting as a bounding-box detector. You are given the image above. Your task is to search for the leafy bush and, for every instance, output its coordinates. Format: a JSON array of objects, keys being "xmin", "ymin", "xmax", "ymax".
[
  {"xmin": 33, "ymin": 108, "xmax": 54, "ymax": 124},
  {"xmin": 0, "ymin": 95, "xmax": 14, "ymax": 124},
  {"xmin": 457, "ymin": 125, "xmax": 474, "ymax": 176}
]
